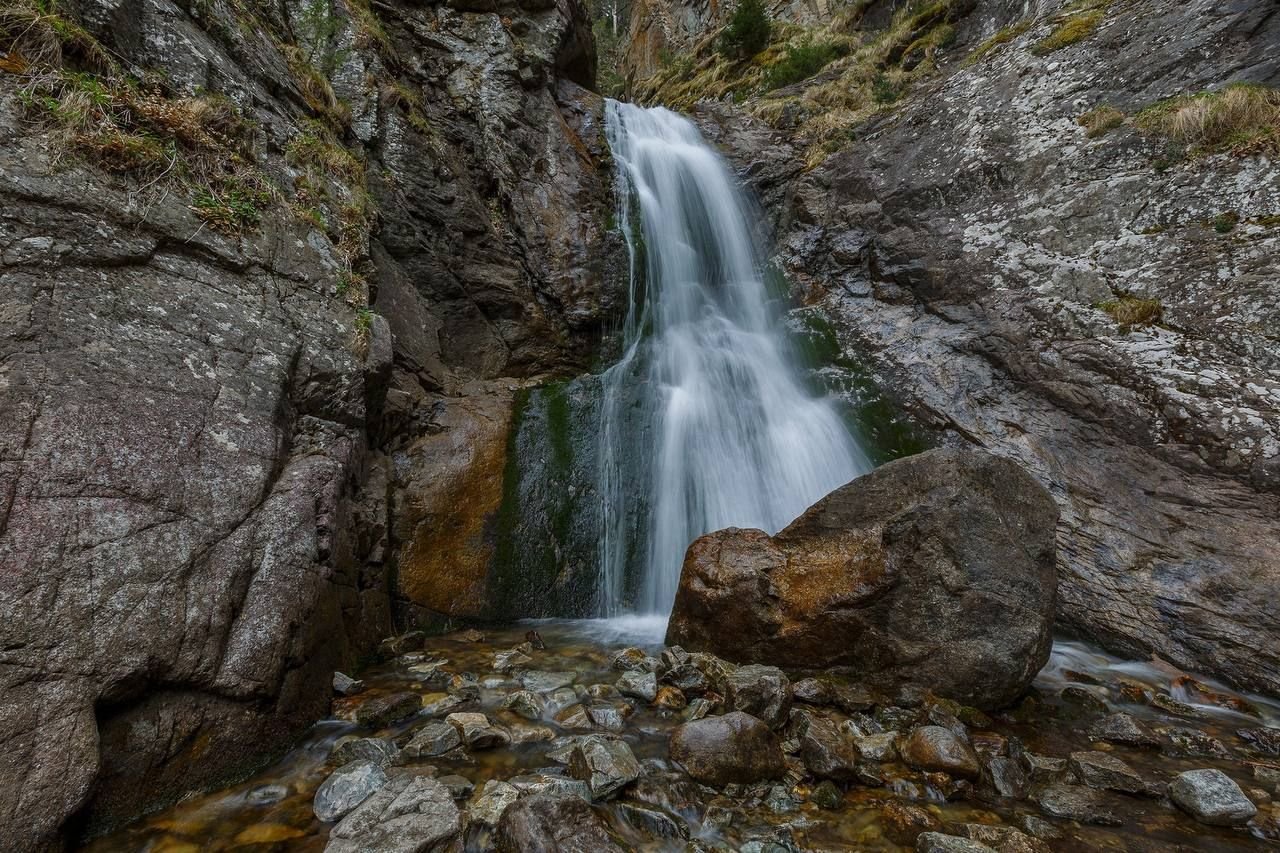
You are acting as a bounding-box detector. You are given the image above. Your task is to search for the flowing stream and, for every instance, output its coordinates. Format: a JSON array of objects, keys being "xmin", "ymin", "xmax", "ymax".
[{"xmin": 597, "ymin": 101, "xmax": 872, "ymax": 615}]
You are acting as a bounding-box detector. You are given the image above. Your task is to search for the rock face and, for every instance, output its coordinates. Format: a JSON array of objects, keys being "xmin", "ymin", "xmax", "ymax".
[
  {"xmin": 0, "ymin": 0, "xmax": 617, "ymax": 847},
  {"xmin": 667, "ymin": 447, "xmax": 1058, "ymax": 709},
  {"xmin": 673, "ymin": 0, "xmax": 1280, "ymax": 697}
]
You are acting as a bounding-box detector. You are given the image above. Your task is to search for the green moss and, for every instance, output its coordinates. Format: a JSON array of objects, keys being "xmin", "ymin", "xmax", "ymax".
[
  {"xmin": 964, "ymin": 19, "xmax": 1031, "ymax": 66},
  {"xmin": 1211, "ymin": 212, "xmax": 1239, "ymax": 233},
  {"xmin": 1032, "ymin": 9, "xmax": 1104, "ymax": 55}
]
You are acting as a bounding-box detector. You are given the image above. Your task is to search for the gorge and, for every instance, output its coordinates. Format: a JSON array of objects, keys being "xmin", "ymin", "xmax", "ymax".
[{"xmin": 1, "ymin": 0, "xmax": 1279, "ymax": 850}]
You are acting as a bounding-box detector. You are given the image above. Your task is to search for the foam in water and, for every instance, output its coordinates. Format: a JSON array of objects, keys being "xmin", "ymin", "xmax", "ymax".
[{"xmin": 598, "ymin": 101, "xmax": 873, "ymax": 616}]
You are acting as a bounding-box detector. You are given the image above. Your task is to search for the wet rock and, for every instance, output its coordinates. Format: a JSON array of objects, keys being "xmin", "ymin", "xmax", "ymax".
[
  {"xmin": 810, "ymin": 780, "xmax": 843, "ymax": 810},
  {"xmin": 617, "ymin": 670, "xmax": 658, "ymax": 702},
  {"xmin": 1255, "ymin": 765, "xmax": 1280, "ymax": 796},
  {"xmin": 957, "ymin": 824, "xmax": 1051, "ymax": 853},
  {"xmin": 545, "ymin": 687, "xmax": 580, "ymax": 716},
  {"xmin": 1034, "ymin": 783, "xmax": 1121, "ymax": 825},
  {"xmin": 585, "ymin": 684, "xmax": 621, "ymax": 702},
  {"xmin": 724, "ymin": 665, "xmax": 792, "ymax": 728},
  {"xmin": 246, "ymin": 784, "xmax": 290, "ymax": 806},
  {"xmin": 1020, "ymin": 752, "xmax": 1067, "ymax": 785},
  {"xmin": 334, "ymin": 673, "xmax": 365, "ymax": 696},
  {"xmin": 494, "ymin": 645, "xmax": 535, "ymax": 672},
  {"xmin": 555, "ymin": 705, "xmax": 595, "ymax": 730},
  {"xmin": 666, "ymin": 448, "xmax": 1058, "ymax": 711},
  {"xmin": 507, "ymin": 722, "xmax": 557, "ymax": 745},
  {"xmin": 764, "ymin": 784, "xmax": 798, "ymax": 813},
  {"xmin": 655, "ymin": 685, "xmax": 688, "ymax": 710},
  {"xmin": 1238, "ymin": 727, "xmax": 1280, "ymax": 756},
  {"xmin": 407, "ymin": 662, "xmax": 452, "ymax": 689},
  {"xmin": 670, "ymin": 712, "xmax": 785, "ymax": 786},
  {"xmin": 325, "ymin": 774, "xmax": 461, "ymax": 853},
  {"xmin": 421, "ymin": 693, "xmax": 468, "ymax": 717},
  {"xmin": 503, "ymin": 690, "xmax": 546, "ymax": 721},
  {"xmin": 684, "ymin": 697, "xmax": 713, "ymax": 720},
  {"xmin": 402, "ymin": 721, "xmax": 462, "ymax": 760},
  {"xmin": 899, "ymin": 726, "xmax": 980, "ymax": 780},
  {"xmin": 507, "ymin": 772, "xmax": 592, "ymax": 801},
  {"xmin": 1069, "ymin": 751, "xmax": 1146, "ymax": 794},
  {"xmin": 380, "ymin": 633, "xmax": 427, "ymax": 658},
  {"xmin": 1162, "ymin": 726, "xmax": 1229, "ymax": 758},
  {"xmin": 496, "ymin": 791, "xmax": 626, "ymax": 852},
  {"xmin": 446, "ymin": 713, "xmax": 510, "ymax": 750},
  {"xmin": 1172, "ymin": 676, "xmax": 1261, "ymax": 717},
  {"xmin": 985, "ymin": 755, "xmax": 1030, "ymax": 799},
  {"xmin": 438, "ymin": 775, "xmax": 474, "ymax": 799},
  {"xmin": 1016, "ymin": 815, "xmax": 1061, "ymax": 841},
  {"xmin": 331, "ymin": 737, "xmax": 401, "ymax": 768},
  {"xmin": 569, "ymin": 735, "xmax": 642, "ymax": 799},
  {"xmin": 612, "ymin": 648, "xmax": 659, "ymax": 672},
  {"xmin": 915, "ymin": 834, "xmax": 996, "ymax": 853},
  {"xmin": 587, "ymin": 704, "xmax": 632, "ymax": 733},
  {"xmin": 798, "ymin": 714, "xmax": 861, "ymax": 781},
  {"xmin": 521, "ymin": 671, "xmax": 577, "ymax": 693},
  {"xmin": 469, "ymin": 780, "xmax": 521, "ymax": 829},
  {"xmin": 881, "ymin": 800, "xmax": 942, "ymax": 845},
  {"xmin": 616, "ymin": 802, "xmax": 688, "ymax": 839},
  {"xmin": 1059, "ymin": 687, "xmax": 1108, "ymax": 717},
  {"xmin": 1150, "ymin": 693, "xmax": 1207, "ymax": 719},
  {"xmin": 448, "ymin": 673, "xmax": 481, "ymax": 700},
  {"xmin": 854, "ymin": 732, "xmax": 898, "ymax": 762},
  {"xmin": 1088, "ymin": 713, "xmax": 1160, "ymax": 748},
  {"xmin": 355, "ymin": 692, "xmax": 421, "ymax": 729},
  {"xmin": 314, "ymin": 761, "xmax": 390, "ymax": 823},
  {"xmin": 1168, "ymin": 768, "xmax": 1257, "ymax": 826}
]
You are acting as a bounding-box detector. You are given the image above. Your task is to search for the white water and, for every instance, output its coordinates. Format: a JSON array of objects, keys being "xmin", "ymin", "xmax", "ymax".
[{"xmin": 598, "ymin": 101, "xmax": 872, "ymax": 616}]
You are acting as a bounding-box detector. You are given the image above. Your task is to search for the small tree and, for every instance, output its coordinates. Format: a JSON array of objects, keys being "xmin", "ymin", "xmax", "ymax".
[{"xmin": 719, "ymin": 0, "xmax": 771, "ymax": 60}]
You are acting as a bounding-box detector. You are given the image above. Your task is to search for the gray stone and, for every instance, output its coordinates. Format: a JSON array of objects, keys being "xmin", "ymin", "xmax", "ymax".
[
  {"xmin": 355, "ymin": 692, "xmax": 421, "ymax": 729},
  {"xmin": 1034, "ymin": 783, "xmax": 1121, "ymax": 826},
  {"xmin": 616, "ymin": 670, "xmax": 658, "ymax": 703},
  {"xmin": 334, "ymin": 673, "xmax": 365, "ymax": 696},
  {"xmin": 1168, "ymin": 769, "xmax": 1257, "ymax": 826},
  {"xmin": 586, "ymin": 704, "xmax": 631, "ymax": 733},
  {"xmin": 421, "ymin": 694, "xmax": 468, "ymax": 718},
  {"xmin": 496, "ymin": 791, "xmax": 626, "ymax": 852},
  {"xmin": 446, "ymin": 713, "xmax": 510, "ymax": 750},
  {"xmin": 314, "ymin": 760, "xmax": 391, "ymax": 823},
  {"xmin": 724, "ymin": 665, "xmax": 792, "ymax": 728},
  {"xmin": 854, "ymin": 732, "xmax": 898, "ymax": 762},
  {"xmin": 246, "ymin": 784, "xmax": 290, "ymax": 806},
  {"xmin": 798, "ymin": 714, "xmax": 861, "ymax": 781},
  {"xmin": 503, "ymin": 690, "xmax": 547, "ymax": 721},
  {"xmin": 325, "ymin": 775, "xmax": 461, "ymax": 853},
  {"xmin": 469, "ymin": 780, "xmax": 521, "ymax": 828},
  {"xmin": 402, "ymin": 721, "xmax": 463, "ymax": 760},
  {"xmin": 568, "ymin": 735, "xmax": 642, "ymax": 799},
  {"xmin": 521, "ymin": 671, "xmax": 578, "ymax": 693},
  {"xmin": 1069, "ymin": 750, "xmax": 1146, "ymax": 794},
  {"xmin": 900, "ymin": 726, "xmax": 981, "ymax": 780},
  {"xmin": 330, "ymin": 737, "xmax": 400, "ymax": 768},
  {"xmin": 915, "ymin": 834, "xmax": 995, "ymax": 853},
  {"xmin": 1088, "ymin": 713, "xmax": 1160, "ymax": 749}
]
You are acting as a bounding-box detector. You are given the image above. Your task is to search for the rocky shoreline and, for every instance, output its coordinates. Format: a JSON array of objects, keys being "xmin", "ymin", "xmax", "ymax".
[{"xmin": 86, "ymin": 620, "xmax": 1280, "ymax": 851}]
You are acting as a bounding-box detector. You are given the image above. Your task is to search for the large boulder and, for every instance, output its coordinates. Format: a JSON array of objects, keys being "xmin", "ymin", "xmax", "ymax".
[
  {"xmin": 668, "ymin": 711, "xmax": 785, "ymax": 786},
  {"xmin": 666, "ymin": 448, "xmax": 1058, "ymax": 709}
]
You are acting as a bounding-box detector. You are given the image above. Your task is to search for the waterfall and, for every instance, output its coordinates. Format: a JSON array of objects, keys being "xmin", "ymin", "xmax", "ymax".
[{"xmin": 598, "ymin": 101, "xmax": 873, "ymax": 616}]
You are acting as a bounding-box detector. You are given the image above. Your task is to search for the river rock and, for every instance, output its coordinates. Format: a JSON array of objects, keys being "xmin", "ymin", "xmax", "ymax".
[
  {"xmin": 1238, "ymin": 727, "xmax": 1280, "ymax": 756},
  {"xmin": 1088, "ymin": 713, "xmax": 1160, "ymax": 749},
  {"xmin": 402, "ymin": 721, "xmax": 463, "ymax": 759},
  {"xmin": 470, "ymin": 780, "xmax": 522, "ymax": 828},
  {"xmin": 654, "ymin": 686, "xmax": 688, "ymax": 710},
  {"xmin": 446, "ymin": 713, "xmax": 510, "ymax": 749},
  {"xmin": 724, "ymin": 665, "xmax": 792, "ymax": 728},
  {"xmin": 334, "ymin": 673, "xmax": 366, "ymax": 696},
  {"xmin": 330, "ymin": 737, "xmax": 401, "ymax": 768},
  {"xmin": 587, "ymin": 704, "xmax": 632, "ymax": 733},
  {"xmin": 568, "ymin": 735, "xmax": 642, "ymax": 799},
  {"xmin": 325, "ymin": 775, "xmax": 461, "ymax": 853},
  {"xmin": 503, "ymin": 690, "xmax": 547, "ymax": 721},
  {"xmin": 958, "ymin": 824, "xmax": 1050, "ymax": 853},
  {"xmin": 496, "ymin": 791, "xmax": 626, "ymax": 852},
  {"xmin": 1168, "ymin": 769, "xmax": 1258, "ymax": 826},
  {"xmin": 1034, "ymin": 783, "xmax": 1121, "ymax": 826},
  {"xmin": 854, "ymin": 732, "xmax": 898, "ymax": 762},
  {"xmin": 521, "ymin": 671, "xmax": 577, "ymax": 693},
  {"xmin": 617, "ymin": 670, "xmax": 659, "ymax": 702},
  {"xmin": 899, "ymin": 726, "xmax": 981, "ymax": 780},
  {"xmin": 314, "ymin": 761, "xmax": 390, "ymax": 823},
  {"xmin": 355, "ymin": 692, "xmax": 422, "ymax": 729},
  {"xmin": 915, "ymin": 834, "xmax": 996, "ymax": 853},
  {"xmin": 669, "ymin": 712, "xmax": 786, "ymax": 786},
  {"xmin": 798, "ymin": 714, "xmax": 861, "ymax": 781},
  {"xmin": 1069, "ymin": 751, "xmax": 1146, "ymax": 794},
  {"xmin": 666, "ymin": 448, "xmax": 1058, "ymax": 710}
]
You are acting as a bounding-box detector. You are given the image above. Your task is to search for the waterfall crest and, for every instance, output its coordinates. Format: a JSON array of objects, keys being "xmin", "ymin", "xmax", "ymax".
[{"xmin": 598, "ymin": 101, "xmax": 872, "ymax": 615}]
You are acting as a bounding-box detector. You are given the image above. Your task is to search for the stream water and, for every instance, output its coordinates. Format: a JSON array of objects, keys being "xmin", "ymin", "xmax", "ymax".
[{"xmin": 597, "ymin": 102, "xmax": 871, "ymax": 614}]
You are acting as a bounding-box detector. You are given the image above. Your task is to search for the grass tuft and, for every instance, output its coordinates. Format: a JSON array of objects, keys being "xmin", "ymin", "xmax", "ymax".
[
  {"xmin": 1136, "ymin": 83, "xmax": 1280, "ymax": 157},
  {"xmin": 965, "ymin": 19, "xmax": 1030, "ymax": 66},
  {"xmin": 1100, "ymin": 295, "xmax": 1162, "ymax": 328},
  {"xmin": 1033, "ymin": 9, "xmax": 1103, "ymax": 55},
  {"xmin": 1078, "ymin": 104, "xmax": 1125, "ymax": 138}
]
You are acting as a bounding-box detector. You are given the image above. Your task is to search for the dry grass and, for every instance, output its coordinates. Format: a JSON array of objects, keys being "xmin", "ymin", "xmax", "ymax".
[
  {"xmin": 0, "ymin": 0, "xmax": 112, "ymax": 73},
  {"xmin": 964, "ymin": 19, "xmax": 1030, "ymax": 66},
  {"xmin": 1100, "ymin": 296, "xmax": 1162, "ymax": 327},
  {"xmin": 1033, "ymin": 9, "xmax": 1103, "ymax": 54},
  {"xmin": 1078, "ymin": 104, "xmax": 1125, "ymax": 138},
  {"xmin": 1136, "ymin": 83, "xmax": 1280, "ymax": 157}
]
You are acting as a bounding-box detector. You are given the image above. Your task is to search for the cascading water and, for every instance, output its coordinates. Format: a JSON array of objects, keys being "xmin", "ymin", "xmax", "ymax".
[{"xmin": 598, "ymin": 101, "xmax": 873, "ymax": 616}]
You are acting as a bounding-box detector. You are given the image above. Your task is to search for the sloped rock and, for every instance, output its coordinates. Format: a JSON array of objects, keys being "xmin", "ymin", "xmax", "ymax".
[
  {"xmin": 568, "ymin": 735, "xmax": 642, "ymax": 800},
  {"xmin": 330, "ymin": 737, "xmax": 401, "ymax": 768},
  {"xmin": 446, "ymin": 713, "xmax": 509, "ymax": 750},
  {"xmin": 355, "ymin": 693, "xmax": 421, "ymax": 729},
  {"xmin": 1089, "ymin": 713, "xmax": 1160, "ymax": 749},
  {"xmin": 402, "ymin": 721, "xmax": 462, "ymax": 760},
  {"xmin": 798, "ymin": 715, "xmax": 861, "ymax": 781},
  {"xmin": 325, "ymin": 775, "xmax": 461, "ymax": 853},
  {"xmin": 666, "ymin": 448, "xmax": 1057, "ymax": 710},
  {"xmin": 314, "ymin": 761, "xmax": 390, "ymax": 823},
  {"xmin": 1034, "ymin": 783, "xmax": 1121, "ymax": 826},
  {"xmin": 1168, "ymin": 769, "xmax": 1257, "ymax": 826},
  {"xmin": 915, "ymin": 832, "xmax": 995, "ymax": 853},
  {"xmin": 617, "ymin": 671, "xmax": 658, "ymax": 703},
  {"xmin": 1069, "ymin": 751, "xmax": 1146, "ymax": 794}
]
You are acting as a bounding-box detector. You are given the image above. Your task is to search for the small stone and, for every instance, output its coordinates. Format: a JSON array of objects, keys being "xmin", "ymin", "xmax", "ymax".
[
  {"xmin": 437, "ymin": 774, "xmax": 474, "ymax": 799},
  {"xmin": 1162, "ymin": 725, "xmax": 1229, "ymax": 758},
  {"xmin": 1238, "ymin": 727, "xmax": 1280, "ymax": 756},
  {"xmin": 326, "ymin": 774, "xmax": 460, "ymax": 852},
  {"xmin": 958, "ymin": 824, "xmax": 1050, "ymax": 853},
  {"xmin": 446, "ymin": 712, "xmax": 510, "ymax": 750},
  {"xmin": 1089, "ymin": 712, "xmax": 1160, "ymax": 748},
  {"xmin": 521, "ymin": 671, "xmax": 577, "ymax": 693},
  {"xmin": 333, "ymin": 672, "xmax": 365, "ymax": 696},
  {"xmin": 587, "ymin": 704, "xmax": 632, "ymax": 733},
  {"xmin": 810, "ymin": 780, "xmax": 843, "ymax": 810},
  {"xmin": 985, "ymin": 755, "xmax": 1029, "ymax": 799},
  {"xmin": 421, "ymin": 693, "xmax": 467, "ymax": 717},
  {"xmin": 1016, "ymin": 815, "xmax": 1060, "ymax": 840},
  {"xmin": 494, "ymin": 645, "xmax": 534, "ymax": 672},
  {"xmin": 1063, "ymin": 669, "xmax": 1102, "ymax": 685},
  {"xmin": 379, "ymin": 631, "xmax": 426, "ymax": 657},
  {"xmin": 402, "ymin": 721, "xmax": 462, "ymax": 759},
  {"xmin": 1034, "ymin": 782, "xmax": 1121, "ymax": 825},
  {"xmin": 544, "ymin": 687, "xmax": 579, "ymax": 716},
  {"xmin": 447, "ymin": 673, "xmax": 480, "ymax": 699},
  {"xmin": 407, "ymin": 661, "xmax": 452, "ymax": 689},
  {"xmin": 915, "ymin": 833, "xmax": 996, "ymax": 853},
  {"xmin": 354, "ymin": 691, "xmax": 421, "ymax": 728},
  {"xmin": 764, "ymin": 784, "xmax": 797, "ymax": 813},
  {"xmin": 881, "ymin": 800, "xmax": 941, "ymax": 845},
  {"xmin": 554, "ymin": 704, "xmax": 594, "ymax": 730},
  {"xmin": 617, "ymin": 670, "xmax": 658, "ymax": 702},
  {"xmin": 616, "ymin": 802, "xmax": 688, "ymax": 839},
  {"xmin": 900, "ymin": 726, "xmax": 981, "ymax": 780},
  {"xmin": 586, "ymin": 684, "xmax": 621, "ymax": 702},
  {"xmin": 503, "ymin": 689, "xmax": 546, "ymax": 721},
  {"xmin": 854, "ymin": 732, "xmax": 898, "ymax": 762},
  {"xmin": 506, "ymin": 772, "xmax": 593, "ymax": 801},
  {"xmin": 683, "ymin": 697, "xmax": 712, "ymax": 720},
  {"xmin": 1020, "ymin": 751, "xmax": 1067, "ymax": 785},
  {"xmin": 654, "ymin": 685, "xmax": 687, "ymax": 710},
  {"xmin": 723, "ymin": 664, "xmax": 792, "ymax": 728},
  {"xmin": 469, "ymin": 780, "xmax": 520, "ymax": 828},
  {"xmin": 496, "ymin": 791, "xmax": 625, "ymax": 851},
  {"xmin": 611, "ymin": 647, "xmax": 657, "ymax": 671},
  {"xmin": 1168, "ymin": 768, "xmax": 1257, "ymax": 826},
  {"xmin": 330, "ymin": 736, "xmax": 400, "ymax": 768},
  {"xmin": 455, "ymin": 628, "xmax": 485, "ymax": 643},
  {"xmin": 1150, "ymin": 693, "xmax": 1207, "ymax": 719},
  {"xmin": 568, "ymin": 734, "xmax": 642, "ymax": 799},
  {"xmin": 313, "ymin": 760, "xmax": 389, "ymax": 822},
  {"xmin": 798, "ymin": 714, "xmax": 860, "ymax": 781},
  {"xmin": 1069, "ymin": 750, "xmax": 1146, "ymax": 794},
  {"xmin": 1113, "ymin": 678, "xmax": 1151, "ymax": 703},
  {"xmin": 1060, "ymin": 686, "xmax": 1108, "ymax": 716},
  {"xmin": 506, "ymin": 721, "xmax": 557, "ymax": 744},
  {"xmin": 1254, "ymin": 765, "xmax": 1280, "ymax": 795}
]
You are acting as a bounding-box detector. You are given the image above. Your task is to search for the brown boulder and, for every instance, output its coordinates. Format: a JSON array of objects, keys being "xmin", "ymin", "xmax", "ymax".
[
  {"xmin": 669, "ymin": 712, "xmax": 785, "ymax": 786},
  {"xmin": 666, "ymin": 448, "xmax": 1058, "ymax": 710},
  {"xmin": 899, "ymin": 726, "xmax": 981, "ymax": 780}
]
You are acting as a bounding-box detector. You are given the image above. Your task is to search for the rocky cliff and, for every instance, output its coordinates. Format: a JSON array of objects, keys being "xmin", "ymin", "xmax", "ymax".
[
  {"xmin": 0, "ymin": 0, "xmax": 616, "ymax": 846},
  {"xmin": 625, "ymin": 0, "xmax": 1280, "ymax": 695}
]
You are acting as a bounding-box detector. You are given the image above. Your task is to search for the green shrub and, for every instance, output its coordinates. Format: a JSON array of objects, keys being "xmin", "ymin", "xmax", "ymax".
[
  {"xmin": 871, "ymin": 72, "xmax": 899, "ymax": 104},
  {"xmin": 1212, "ymin": 212, "xmax": 1238, "ymax": 233},
  {"xmin": 761, "ymin": 39, "xmax": 844, "ymax": 90},
  {"xmin": 719, "ymin": 0, "xmax": 771, "ymax": 59}
]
